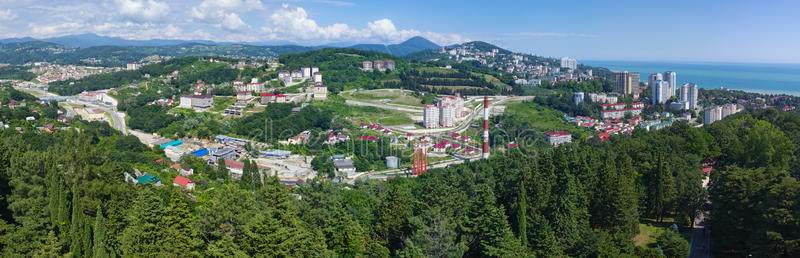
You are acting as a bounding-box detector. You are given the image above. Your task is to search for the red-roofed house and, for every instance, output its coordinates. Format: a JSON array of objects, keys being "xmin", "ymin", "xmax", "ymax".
[
  {"xmin": 173, "ymin": 175, "xmax": 195, "ymax": 190},
  {"xmin": 432, "ymin": 142, "xmax": 448, "ymax": 153},
  {"xmin": 597, "ymin": 132, "xmax": 611, "ymax": 142},
  {"xmin": 358, "ymin": 135, "xmax": 378, "ymax": 141}
]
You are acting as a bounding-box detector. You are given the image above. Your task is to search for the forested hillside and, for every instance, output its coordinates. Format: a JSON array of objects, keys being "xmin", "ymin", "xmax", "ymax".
[
  {"xmin": 0, "ymin": 41, "xmax": 315, "ymax": 67},
  {"xmin": 0, "ymin": 99, "xmax": 796, "ymax": 256}
]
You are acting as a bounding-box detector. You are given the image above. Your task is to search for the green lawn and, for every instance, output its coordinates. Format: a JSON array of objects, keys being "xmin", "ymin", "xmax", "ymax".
[
  {"xmin": 211, "ymin": 96, "xmax": 235, "ymax": 112},
  {"xmin": 349, "ymin": 106, "xmax": 415, "ymax": 126},
  {"xmin": 343, "ymin": 89, "xmax": 425, "ymax": 107},
  {"xmin": 504, "ymin": 101, "xmax": 593, "ymax": 140},
  {"xmin": 634, "ymin": 219, "xmax": 693, "ymax": 247}
]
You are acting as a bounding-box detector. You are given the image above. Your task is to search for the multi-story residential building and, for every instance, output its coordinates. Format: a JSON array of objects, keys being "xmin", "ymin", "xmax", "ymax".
[
  {"xmin": 385, "ymin": 60, "xmax": 396, "ymax": 70},
  {"xmin": 126, "ymin": 63, "xmax": 141, "ymax": 70},
  {"xmin": 362, "ymin": 61, "xmax": 373, "ymax": 71},
  {"xmin": 179, "ymin": 95, "xmax": 213, "ymax": 109},
  {"xmin": 439, "ymin": 104, "xmax": 457, "ymax": 127},
  {"xmin": 312, "ymin": 83, "xmax": 327, "ymax": 100},
  {"xmin": 588, "ymin": 93, "xmax": 619, "ymax": 103},
  {"xmin": 704, "ymin": 104, "xmax": 739, "ymax": 125},
  {"xmin": 613, "ymin": 71, "xmax": 640, "ymax": 98},
  {"xmin": 574, "ymin": 92, "xmax": 584, "ymax": 105},
  {"xmin": 373, "ymin": 60, "xmax": 386, "ymax": 71},
  {"xmin": 544, "ymin": 131, "xmax": 572, "ymax": 146},
  {"xmin": 311, "ymin": 66, "xmax": 319, "ymax": 75},
  {"xmin": 652, "ymin": 80, "xmax": 670, "ymax": 104},
  {"xmin": 663, "ymin": 71, "xmax": 677, "ymax": 96},
  {"xmin": 560, "ymin": 57, "xmax": 578, "ymax": 70},
  {"xmin": 313, "ymin": 72, "xmax": 322, "ymax": 83},
  {"xmin": 601, "ymin": 102, "xmax": 645, "ymax": 119},
  {"xmin": 302, "ymin": 66, "xmax": 311, "ymax": 78},
  {"xmin": 423, "ymin": 105, "xmax": 440, "ymax": 128},
  {"xmin": 291, "ymin": 70, "xmax": 302, "ymax": 79},
  {"xmin": 648, "ymin": 73, "xmax": 663, "ymax": 89},
  {"xmin": 680, "ymin": 83, "xmax": 699, "ymax": 109},
  {"xmin": 278, "ymin": 70, "xmax": 290, "ymax": 81}
]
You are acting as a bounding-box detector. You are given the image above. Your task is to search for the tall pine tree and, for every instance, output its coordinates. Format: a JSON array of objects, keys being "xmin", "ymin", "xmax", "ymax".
[{"xmin": 93, "ymin": 206, "xmax": 108, "ymax": 258}]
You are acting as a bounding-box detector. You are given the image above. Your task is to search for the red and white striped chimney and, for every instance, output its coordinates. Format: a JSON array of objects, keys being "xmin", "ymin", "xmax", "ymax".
[{"xmin": 482, "ymin": 96, "xmax": 490, "ymax": 159}]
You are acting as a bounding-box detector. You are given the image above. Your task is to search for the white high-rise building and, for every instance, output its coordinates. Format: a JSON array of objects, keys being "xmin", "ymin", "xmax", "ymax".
[
  {"xmin": 560, "ymin": 57, "xmax": 578, "ymax": 70},
  {"xmin": 680, "ymin": 83, "xmax": 699, "ymax": 109},
  {"xmin": 663, "ymin": 71, "xmax": 677, "ymax": 97},
  {"xmin": 439, "ymin": 104, "xmax": 456, "ymax": 127},
  {"xmin": 302, "ymin": 67, "xmax": 311, "ymax": 78},
  {"xmin": 648, "ymin": 73, "xmax": 663, "ymax": 89},
  {"xmin": 652, "ymin": 80, "xmax": 670, "ymax": 104},
  {"xmin": 574, "ymin": 92, "xmax": 585, "ymax": 105},
  {"xmin": 423, "ymin": 105, "xmax": 440, "ymax": 128}
]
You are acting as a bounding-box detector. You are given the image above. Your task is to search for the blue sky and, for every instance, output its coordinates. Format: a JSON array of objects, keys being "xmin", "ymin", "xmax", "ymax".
[{"xmin": 0, "ymin": 0, "xmax": 798, "ymax": 63}]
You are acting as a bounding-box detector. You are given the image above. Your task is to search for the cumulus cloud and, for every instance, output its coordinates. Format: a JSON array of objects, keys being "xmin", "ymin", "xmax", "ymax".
[
  {"xmin": 190, "ymin": 0, "xmax": 263, "ymax": 31},
  {"xmin": 29, "ymin": 22, "xmax": 88, "ymax": 38},
  {"xmin": 114, "ymin": 0, "xmax": 170, "ymax": 23},
  {"xmin": 0, "ymin": 9, "xmax": 18, "ymax": 21},
  {"xmin": 265, "ymin": 5, "xmax": 466, "ymax": 45},
  {"xmin": 269, "ymin": 6, "xmax": 360, "ymax": 40}
]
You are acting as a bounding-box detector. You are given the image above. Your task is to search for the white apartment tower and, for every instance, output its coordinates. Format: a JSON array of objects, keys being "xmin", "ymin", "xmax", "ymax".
[
  {"xmin": 663, "ymin": 71, "xmax": 677, "ymax": 97},
  {"xmin": 652, "ymin": 80, "xmax": 670, "ymax": 104},
  {"xmin": 560, "ymin": 57, "xmax": 578, "ymax": 70},
  {"xmin": 680, "ymin": 83, "xmax": 699, "ymax": 109},
  {"xmin": 439, "ymin": 104, "xmax": 456, "ymax": 127},
  {"xmin": 423, "ymin": 105, "xmax": 440, "ymax": 128}
]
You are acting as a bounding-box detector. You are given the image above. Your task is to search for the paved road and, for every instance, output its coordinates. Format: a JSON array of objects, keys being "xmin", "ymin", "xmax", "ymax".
[
  {"xmin": 689, "ymin": 176, "xmax": 711, "ymax": 258},
  {"xmin": 69, "ymin": 99, "xmax": 128, "ymax": 134}
]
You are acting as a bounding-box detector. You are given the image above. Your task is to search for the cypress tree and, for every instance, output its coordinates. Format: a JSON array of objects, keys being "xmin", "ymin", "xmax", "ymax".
[
  {"xmin": 83, "ymin": 215, "xmax": 93, "ymax": 257},
  {"xmin": 69, "ymin": 180, "xmax": 83, "ymax": 257},
  {"xmin": 93, "ymin": 206, "xmax": 108, "ymax": 258},
  {"xmin": 240, "ymin": 159, "xmax": 252, "ymax": 190}
]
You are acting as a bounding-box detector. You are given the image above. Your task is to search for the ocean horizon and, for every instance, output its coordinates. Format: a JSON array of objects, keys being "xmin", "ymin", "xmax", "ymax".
[{"xmin": 581, "ymin": 60, "xmax": 800, "ymax": 96}]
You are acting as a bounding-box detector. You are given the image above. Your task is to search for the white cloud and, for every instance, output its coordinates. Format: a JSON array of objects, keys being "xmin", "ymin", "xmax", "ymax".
[
  {"xmin": 367, "ymin": 19, "xmax": 420, "ymax": 41},
  {"xmin": 114, "ymin": 0, "xmax": 170, "ymax": 23},
  {"xmin": 266, "ymin": 5, "xmax": 466, "ymax": 45},
  {"xmin": 190, "ymin": 0, "xmax": 263, "ymax": 31},
  {"xmin": 29, "ymin": 22, "xmax": 88, "ymax": 38},
  {"xmin": 269, "ymin": 6, "xmax": 361, "ymax": 40},
  {"xmin": 0, "ymin": 8, "xmax": 18, "ymax": 21}
]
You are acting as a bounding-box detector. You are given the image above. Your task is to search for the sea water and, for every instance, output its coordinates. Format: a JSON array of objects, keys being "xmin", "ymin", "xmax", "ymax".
[{"xmin": 582, "ymin": 60, "xmax": 800, "ymax": 96}]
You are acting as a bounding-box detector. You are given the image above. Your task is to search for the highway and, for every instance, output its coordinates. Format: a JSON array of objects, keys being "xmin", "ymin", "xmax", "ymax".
[
  {"xmin": 69, "ymin": 99, "xmax": 128, "ymax": 134},
  {"xmin": 16, "ymin": 86, "xmax": 129, "ymax": 135}
]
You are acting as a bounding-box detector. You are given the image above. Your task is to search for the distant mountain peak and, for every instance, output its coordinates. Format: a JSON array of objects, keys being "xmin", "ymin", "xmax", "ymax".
[{"xmin": 348, "ymin": 36, "xmax": 440, "ymax": 56}]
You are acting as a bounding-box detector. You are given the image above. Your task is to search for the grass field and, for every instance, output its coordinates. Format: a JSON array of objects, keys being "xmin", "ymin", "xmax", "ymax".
[
  {"xmin": 415, "ymin": 67, "xmax": 458, "ymax": 74},
  {"xmin": 211, "ymin": 96, "xmax": 235, "ymax": 112},
  {"xmin": 348, "ymin": 105, "xmax": 415, "ymax": 126},
  {"xmin": 634, "ymin": 219, "xmax": 693, "ymax": 247},
  {"xmin": 342, "ymin": 89, "xmax": 425, "ymax": 107},
  {"xmin": 504, "ymin": 101, "xmax": 593, "ymax": 139}
]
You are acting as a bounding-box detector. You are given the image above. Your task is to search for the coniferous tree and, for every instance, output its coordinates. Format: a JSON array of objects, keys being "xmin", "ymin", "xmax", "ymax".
[
  {"xmin": 69, "ymin": 180, "xmax": 84, "ymax": 257},
  {"xmin": 93, "ymin": 206, "xmax": 108, "ymax": 258},
  {"xmin": 122, "ymin": 188, "xmax": 166, "ymax": 257},
  {"xmin": 161, "ymin": 191, "xmax": 202, "ymax": 257},
  {"xmin": 515, "ymin": 184, "xmax": 528, "ymax": 246}
]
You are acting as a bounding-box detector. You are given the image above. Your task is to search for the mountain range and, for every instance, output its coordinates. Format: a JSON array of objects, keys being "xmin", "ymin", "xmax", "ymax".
[{"xmin": 0, "ymin": 33, "xmax": 441, "ymax": 57}]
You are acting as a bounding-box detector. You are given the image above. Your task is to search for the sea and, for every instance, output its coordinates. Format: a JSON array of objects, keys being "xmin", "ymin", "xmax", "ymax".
[{"xmin": 581, "ymin": 60, "xmax": 800, "ymax": 96}]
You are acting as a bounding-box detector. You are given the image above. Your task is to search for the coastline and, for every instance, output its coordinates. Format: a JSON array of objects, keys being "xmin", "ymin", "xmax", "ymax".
[{"xmin": 582, "ymin": 60, "xmax": 800, "ymax": 97}]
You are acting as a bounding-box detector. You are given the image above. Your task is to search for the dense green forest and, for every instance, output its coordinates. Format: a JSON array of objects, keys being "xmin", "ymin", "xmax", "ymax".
[
  {"xmin": 0, "ymin": 41, "xmax": 315, "ymax": 67},
  {"xmin": 0, "ymin": 66, "xmax": 36, "ymax": 81},
  {"xmin": 0, "ymin": 97, "xmax": 797, "ymax": 256}
]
